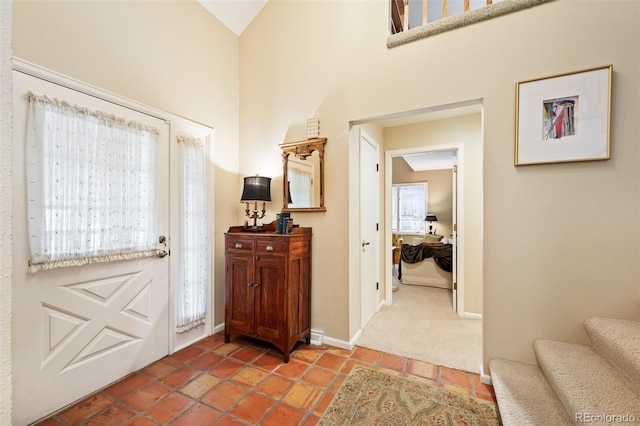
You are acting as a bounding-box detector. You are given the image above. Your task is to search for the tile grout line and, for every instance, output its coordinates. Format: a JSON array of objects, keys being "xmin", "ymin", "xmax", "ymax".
[{"xmin": 40, "ymin": 335, "xmax": 496, "ymax": 425}]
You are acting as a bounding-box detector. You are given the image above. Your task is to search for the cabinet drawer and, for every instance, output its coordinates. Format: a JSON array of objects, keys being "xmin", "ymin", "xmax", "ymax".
[
  {"xmin": 256, "ymin": 240, "xmax": 287, "ymax": 255},
  {"xmin": 226, "ymin": 237, "xmax": 254, "ymax": 253}
]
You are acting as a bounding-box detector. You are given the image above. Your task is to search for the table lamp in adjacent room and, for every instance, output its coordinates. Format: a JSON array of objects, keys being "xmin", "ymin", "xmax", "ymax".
[
  {"xmin": 425, "ymin": 214, "xmax": 438, "ymax": 235},
  {"xmin": 241, "ymin": 175, "xmax": 271, "ymax": 232}
]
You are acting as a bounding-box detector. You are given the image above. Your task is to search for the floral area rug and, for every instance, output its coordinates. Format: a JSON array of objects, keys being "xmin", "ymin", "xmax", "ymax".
[{"xmin": 319, "ymin": 366, "xmax": 501, "ymax": 425}]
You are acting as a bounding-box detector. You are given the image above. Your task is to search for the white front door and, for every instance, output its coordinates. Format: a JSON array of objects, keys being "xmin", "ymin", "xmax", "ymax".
[
  {"xmin": 12, "ymin": 70, "xmax": 170, "ymax": 425},
  {"xmin": 360, "ymin": 130, "xmax": 380, "ymax": 328}
]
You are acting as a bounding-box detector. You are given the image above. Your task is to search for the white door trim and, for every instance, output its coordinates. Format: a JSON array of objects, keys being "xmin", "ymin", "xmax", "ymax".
[
  {"xmin": 13, "ymin": 58, "xmax": 169, "ymax": 122},
  {"xmin": 384, "ymin": 143, "xmax": 465, "ymax": 315}
]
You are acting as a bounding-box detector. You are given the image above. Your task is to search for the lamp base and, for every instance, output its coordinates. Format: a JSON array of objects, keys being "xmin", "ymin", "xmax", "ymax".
[{"xmin": 244, "ymin": 225, "xmax": 266, "ymax": 232}]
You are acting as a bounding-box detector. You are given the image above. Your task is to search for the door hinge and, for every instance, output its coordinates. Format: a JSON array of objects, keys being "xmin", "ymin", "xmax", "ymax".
[
  {"xmin": 376, "ymin": 163, "xmax": 379, "ymax": 172},
  {"xmin": 376, "ymin": 223, "xmax": 379, "ymax": 231},
  {"xmin": 453, "ymin": 165, "xmax": 458, "ymax": 172},
  {"xmin": 376, "ymin": 282, "xmax": 379, "ymax": 290},
  {"xmin": 453, "ymin": 224, "xmax": 457, "ymax": 232},
  {"xmin": 453, "ymin": 282, "xmax": 458, "ymax": 290}
]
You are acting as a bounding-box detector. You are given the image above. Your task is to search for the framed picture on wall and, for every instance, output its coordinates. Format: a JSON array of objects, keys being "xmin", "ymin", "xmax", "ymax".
[{"xmin": 514, "ymin": 65, "xmax": 612, "ymax": 166}]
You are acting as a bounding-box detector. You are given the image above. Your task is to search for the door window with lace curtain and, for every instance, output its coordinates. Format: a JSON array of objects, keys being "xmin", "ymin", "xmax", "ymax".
[{"xmin": 26, "ymin": 92, "xmax": 160, "ymax": 272}]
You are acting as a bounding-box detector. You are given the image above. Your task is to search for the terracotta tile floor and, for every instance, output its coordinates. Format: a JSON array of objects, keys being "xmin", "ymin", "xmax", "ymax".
[{"xmin": 36, "ymin": 333, "xmax": 496, "ymax": 425}]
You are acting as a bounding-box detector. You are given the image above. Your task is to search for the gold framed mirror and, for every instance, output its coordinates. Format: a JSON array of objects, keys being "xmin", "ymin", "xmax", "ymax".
[{"xmin": 281, "ymin": 137, "xmax": 326, "ymax": 212}]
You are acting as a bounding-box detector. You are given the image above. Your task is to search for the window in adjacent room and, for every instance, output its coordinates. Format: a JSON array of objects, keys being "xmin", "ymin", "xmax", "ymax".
[{"xmin": 391, "ymin": 182, "xmax": 428, "ymax": 234}]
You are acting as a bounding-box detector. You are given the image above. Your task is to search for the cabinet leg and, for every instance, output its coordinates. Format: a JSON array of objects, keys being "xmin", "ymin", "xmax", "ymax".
[
  {"xmin": 305, "ymin": 335, "xmax": 311, "ymax": 345},
  {"xmin": 283, "ymin": 352, "xmax": 290, "ymax": 363},
  {"xmin": 224, "ymin": 333, "xmax": 230, "ymax": 344}
]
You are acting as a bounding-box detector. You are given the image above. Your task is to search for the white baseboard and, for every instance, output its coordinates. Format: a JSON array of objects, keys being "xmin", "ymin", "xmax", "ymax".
[
  {"xmin": 310, "ymin": 329, "xmax": 324, "ymax": 346},
  {"xmin": 463, "ymin": 312, "xmax": 482, "ymax": 320},
  {"xmin": 480, "ymin": 363, "xmax": 492, "ymax": 385},
  {"xmin": 213, "ymin": 322, "xmax": 225, "ymax": 334},
  {"xmin": 350, "ymin": 329, "xmax": 363, "ymax": 347},
  {"xmin": 322, "ymin": 330, "xmax": 360, "ymax": 351}
]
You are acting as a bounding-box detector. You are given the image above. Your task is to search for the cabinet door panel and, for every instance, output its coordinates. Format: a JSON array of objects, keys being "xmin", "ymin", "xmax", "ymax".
[
  {"xmin": 255, "ymin": 257, "xmax": 285, "ymax": 340},
  {"xmin": 226, "ymin": 254, "xmax": 254, "ymax": 334}
]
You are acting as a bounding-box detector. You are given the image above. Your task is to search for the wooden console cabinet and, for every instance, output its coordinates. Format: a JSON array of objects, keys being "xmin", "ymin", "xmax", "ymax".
[{"xmin": 224, "ymin": 226, "xmax": 312, "ymax": 362}]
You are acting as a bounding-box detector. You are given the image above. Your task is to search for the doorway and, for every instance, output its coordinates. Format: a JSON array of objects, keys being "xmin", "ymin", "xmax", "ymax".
[
  {"xmin": 351, "ymin": 101, "xmax": 484, "ymax": 373},
  {"xmin": 386, "ymin": 145, "xmax": 462, "ymax": 313}
]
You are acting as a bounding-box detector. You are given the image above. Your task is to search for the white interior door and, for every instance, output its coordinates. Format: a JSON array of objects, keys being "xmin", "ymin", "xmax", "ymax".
[
  {"xmin": 360, "ymin": 131, "xmax": 380, "ymax": 327},
  {"xmin": 12, "ymin": 70, "xmax": 170, "ymax": 425}
]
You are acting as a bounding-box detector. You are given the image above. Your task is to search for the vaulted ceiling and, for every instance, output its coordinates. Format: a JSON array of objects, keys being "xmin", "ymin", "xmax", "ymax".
[{"xmin": 197, "ymin": 0, "xmax": 268, "ymax": 35}]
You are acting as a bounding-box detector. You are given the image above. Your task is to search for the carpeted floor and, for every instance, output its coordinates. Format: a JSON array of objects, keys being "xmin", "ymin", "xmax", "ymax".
[
  {"xmin": 319, "ymin": 365, "xmax": 500, "ymax": 425},
  {"xmin": 357, "ymin": 279, "xmax": 482, "ymax": 373}
]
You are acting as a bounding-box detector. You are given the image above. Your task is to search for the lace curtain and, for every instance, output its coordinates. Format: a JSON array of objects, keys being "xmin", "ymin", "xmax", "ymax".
[
  {"xmin": 26, "ymin": 93, "xmax": 160, "ymax": 272},
  {"xmin": 288, "ymin": 167, "xmax": 312, "ymax": 208},
  {"xmin": 176, "ymin": 135, "xmax": 209, "ymax": 332}
]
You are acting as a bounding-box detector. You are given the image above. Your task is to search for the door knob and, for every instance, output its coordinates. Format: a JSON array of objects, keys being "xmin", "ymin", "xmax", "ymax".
[
  {"xmin": 157, "ymin": 250, "xmax": 168, "ymax": 258},
  {"xmin": 362, "ymin": 241, "xmax": 370, "ymax": 247}
]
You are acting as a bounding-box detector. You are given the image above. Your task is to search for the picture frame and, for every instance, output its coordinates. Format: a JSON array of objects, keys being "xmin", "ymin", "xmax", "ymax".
[{"xmin": 515, "ymin": 65, "xmax": 612, "ymax": 166}]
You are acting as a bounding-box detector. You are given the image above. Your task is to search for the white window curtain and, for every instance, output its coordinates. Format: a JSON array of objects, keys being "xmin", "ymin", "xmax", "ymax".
[
  {"xmin": 26, "ymin": 92, "xmax": 160, "ymax": 272},
  {"xmin": 176, "ymin": 135, "xmax": 209, "ymax": 332},
  {"xmin": 288, "ymin": 167, "xmax": 312, "ymax": 208}
]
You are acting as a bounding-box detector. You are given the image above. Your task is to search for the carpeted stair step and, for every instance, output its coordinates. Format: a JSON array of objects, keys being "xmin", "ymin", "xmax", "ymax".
[
  {"xmin": 489, "ymin": 358, "xmax": 572, "ymax": 426},
  {"xmin": 534, "ymin": 339, "xmax": 640, "ymax": 424},
  {"xmin": 585, "ymin": 317, "xmax": 640, "ymax": 394}
]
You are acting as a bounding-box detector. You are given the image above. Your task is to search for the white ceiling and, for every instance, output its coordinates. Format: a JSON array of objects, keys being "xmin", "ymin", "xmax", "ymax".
[
  {"xmin": 198, "ymin": 0, "xmax": 268, "ymax": 36},
  {"xmin": 401, "ymin": 151, "xmax": 454, "ymax": 171}
]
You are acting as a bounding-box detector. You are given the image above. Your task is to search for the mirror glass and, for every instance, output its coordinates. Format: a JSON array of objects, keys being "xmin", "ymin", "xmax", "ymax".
[{"xmin": 281, "ymin": 138, "xmax": 326, "ymax": 212}]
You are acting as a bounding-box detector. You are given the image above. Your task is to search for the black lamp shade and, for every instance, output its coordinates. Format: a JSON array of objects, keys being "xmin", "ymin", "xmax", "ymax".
[
  {"xmin": 241, "ymin": 175, "xmax": 272, "ymax": 202},
  {"xmin": 425, "ymin": 214, "xmax": 438, "ymax": 222}
]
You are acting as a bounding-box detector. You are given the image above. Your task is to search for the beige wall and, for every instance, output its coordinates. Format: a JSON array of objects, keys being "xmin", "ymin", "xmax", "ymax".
[
  {"xmin": 12, "ymin": 0, "xmax": 241, "ymax": 327},
  {"xmin": 7, "ymin": 0, "xmax": 640, "ymax": 390},
  {"xmin": 392, "ymin": 157, "xmax": 453, "ymax": 238},
  {"xmin": 385, "ymin": 114, "xmax": 483, "ymax": 315},
  {"xmin": 240, "ymin": 0, "xmax": 640, "ymax": 370}
]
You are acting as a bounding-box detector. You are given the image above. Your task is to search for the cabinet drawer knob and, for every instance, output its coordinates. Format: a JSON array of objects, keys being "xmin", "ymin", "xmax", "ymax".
[
  {"xmin": 265, "ymin": 245, "xmax": 274, "ymax": 251},
  {"xmin": 235, "ymin": 242, "xmax": 243, "ymax": 249}
]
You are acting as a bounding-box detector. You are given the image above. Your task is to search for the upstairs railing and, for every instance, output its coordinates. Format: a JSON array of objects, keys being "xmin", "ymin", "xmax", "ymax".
[{"xmin": 391, "ymin": 0, "xmax": 502, "ymax": 34}]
